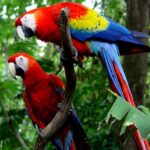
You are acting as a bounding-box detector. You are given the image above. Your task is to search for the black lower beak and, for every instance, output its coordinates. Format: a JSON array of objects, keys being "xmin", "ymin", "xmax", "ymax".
[
  {"xmin": 22, "ymin": 26, "xmax": 35, "ymax": 37},
  {"xmin": 15, "ymin": 65, "xmax": 24, "ymax": 77}
]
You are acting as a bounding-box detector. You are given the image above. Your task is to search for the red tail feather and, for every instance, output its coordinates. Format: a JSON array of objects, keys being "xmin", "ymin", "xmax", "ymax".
[{"xmin": 113, "ymin": 62, "xmax": 149, "ymax": 150}]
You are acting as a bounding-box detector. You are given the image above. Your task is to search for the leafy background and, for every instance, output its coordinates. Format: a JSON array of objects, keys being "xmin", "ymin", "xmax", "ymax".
[{"xmin": 0, "ymin": 0, "xmax": 149, "ymax": 150}]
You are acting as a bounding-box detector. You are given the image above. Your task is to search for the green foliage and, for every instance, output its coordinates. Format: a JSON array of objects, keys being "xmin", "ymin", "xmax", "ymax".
[
  {"xmin": 70, "ymin": 58, "xmax": 126, "ymax": 149},
  {"xmin": 101, "ymin": 0, "xmax": 126, "ymax": 25},
  {"xmin": 0, "ymin": 0, "xmax": 149, "ymax": 150},
  {"xmin": 106, "ymin": 92, "xmax": 150, "ymax": 139}
]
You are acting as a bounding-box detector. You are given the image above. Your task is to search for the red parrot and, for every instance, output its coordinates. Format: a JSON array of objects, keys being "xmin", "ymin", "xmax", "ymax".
[
  {"xmin": 8, "ymin": 52, "xmax": 90, "ymax": 150},
  {"xmin": 15, "ymin": 2, "xmax": 150, "ymax": 149}
]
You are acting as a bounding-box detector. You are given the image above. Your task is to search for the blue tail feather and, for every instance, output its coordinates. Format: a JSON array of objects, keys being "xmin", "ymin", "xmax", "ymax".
[
  {"xmin": 131, "ymin": 31, "xmax": 148, "ymax": 38},
  {"xmin": 90, "ymin": 41, "xmax": 130, "ymax": 99},
  {"xmin": 54, "ymin": 138, "xmax": 63, "ymax": 150},
  {"xmin": 53, "ymin": 109, "xmax": 90, "ymax": 150},
  {"xmin": 64, "ymin": 130, "xmax": 73, "ymax": 150}
]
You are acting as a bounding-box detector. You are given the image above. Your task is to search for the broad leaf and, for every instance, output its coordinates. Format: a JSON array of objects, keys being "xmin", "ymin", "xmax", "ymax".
[{"xmin": 106, "ymin": 93, "xmax": 150, "ymax": 138}]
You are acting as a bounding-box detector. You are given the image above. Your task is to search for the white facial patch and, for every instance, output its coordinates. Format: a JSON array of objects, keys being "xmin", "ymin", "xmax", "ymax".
[
  {"xmin": 16, "ymin": 26, "xmax": 26, "ymax": 40},
  {"xmin": 21, "ymin": 14, "xmax": 36, "ymax": 32},
  {"xmin": 16, "ymin": 56, "xmax": 28, "ymax": 72}
]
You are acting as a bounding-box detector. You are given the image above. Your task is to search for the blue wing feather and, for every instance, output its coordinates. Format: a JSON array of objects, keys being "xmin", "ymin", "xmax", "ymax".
[
  {"xmin": 70, "ymin": 16, "xmax": 145, "ymax": 46},
  {"xmin": 104, "ymin": 17, "xmax": 130, "ymax": 35},
  {"xmin": 89, "ymin": 41, "xmax": 131, "ymax": 98}
]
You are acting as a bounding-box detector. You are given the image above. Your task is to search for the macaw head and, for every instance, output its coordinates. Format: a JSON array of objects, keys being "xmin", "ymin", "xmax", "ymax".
[
  {"xmin": 15, "ymin": 6, "xmax": 60, "ymax": 42},
  {"xmin": 8, "ymin": 52, "xmax": 42, "ymax": 79}
]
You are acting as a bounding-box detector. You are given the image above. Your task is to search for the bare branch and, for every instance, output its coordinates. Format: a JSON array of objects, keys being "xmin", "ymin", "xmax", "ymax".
[
  {"xmin": 0, "ymin": 101, "xmax": 29, "ymax": 150},
  {"xmin": 9, "ymin": 119, "xmax": 29, "ymax": 150},
  {"xmin": 34, "ymin": 8, "xmax": 77, "ymax": 150}
]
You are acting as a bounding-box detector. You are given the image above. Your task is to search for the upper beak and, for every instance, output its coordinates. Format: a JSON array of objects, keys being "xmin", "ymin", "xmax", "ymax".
[
  {"xmin": 8, "ymin": 62, "xmax": 17, "ymax": 79},
  {"xmin": 16, "ymin": 25, "xmax": 35, "ymax": 40},
  {"xmin": 16, "ymin": 26, "xmax": 26, "ymax": 40}
]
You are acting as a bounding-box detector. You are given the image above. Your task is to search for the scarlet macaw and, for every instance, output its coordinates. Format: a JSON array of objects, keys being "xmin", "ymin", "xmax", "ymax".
[
  {"xmin": 15, "ymin": 2, "xmax": 150, "ymax": 149},
  {"xmin": 8, "ymin": 52, "xmax": 90, "ymax": 150},
  {"xmin": 14, "ymin": 2, "xmax": 150, "ymax": 102}
]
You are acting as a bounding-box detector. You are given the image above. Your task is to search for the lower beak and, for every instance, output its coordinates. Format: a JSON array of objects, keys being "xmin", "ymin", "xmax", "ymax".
[{"xmin": 16, "ymin": 25, "xmax": 35, "ymax": 40}]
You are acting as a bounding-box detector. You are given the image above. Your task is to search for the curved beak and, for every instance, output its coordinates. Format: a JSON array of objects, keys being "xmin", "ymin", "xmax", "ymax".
[
  {"xmin": 16, "ymin": 25, "xmax": 35, "ymax": 40},
  {"xmin": 16, "ymin": 26, "xmax": 26, "ymax": 40},
  {"xmin": 8, "ymin": 62, "xmax": 25, "ymax": 78},
  {"xmin": 8, "ymin": 62, "xmax": 16, "ymax": 79}
]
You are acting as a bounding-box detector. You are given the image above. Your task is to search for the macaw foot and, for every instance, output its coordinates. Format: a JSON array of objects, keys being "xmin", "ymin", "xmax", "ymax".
[
  {"xmin": 55, "ymin": 64, "xmax": 63, "ymax": 75},
  {"xmin": 60, "ymin": 47, "xmax": 78, "ymax": 61},
  {"xmin": 57, "ymin": 101, "xmax": 65, "ymax": 111},
  {"xmin": 37, "ymin": 128, "xmax": 43, "ymax": 137},
  {"xmin": 73, "ymin": 59, "xmax": 83, "ymax": 68},
  {"xmin": 59, "ymin": 47, "xmax": 84, "ymax": 68},
  {"xmin": 37, "ymin": 128, "xmax": 47, "ymax": 138}
]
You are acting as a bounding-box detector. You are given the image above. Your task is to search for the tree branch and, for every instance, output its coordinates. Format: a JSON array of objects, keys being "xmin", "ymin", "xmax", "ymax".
[
  {"xmin": 0, "ymin": 101, "xmax": 29, "ymax": 150},
  {"xmin": 34, "ymin": 8, "xmax": 77, "ymax": 150}
]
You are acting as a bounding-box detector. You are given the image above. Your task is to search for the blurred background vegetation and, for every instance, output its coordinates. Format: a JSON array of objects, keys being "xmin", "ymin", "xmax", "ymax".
[{"xmin": 0, "ymin": 0, "xmax": 150, "ymax": 150}]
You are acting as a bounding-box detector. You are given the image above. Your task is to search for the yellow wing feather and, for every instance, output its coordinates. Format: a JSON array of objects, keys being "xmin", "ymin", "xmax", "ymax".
[{"xmin": 70, "ymin": 8, "xmax": 109, "ymax": 31}]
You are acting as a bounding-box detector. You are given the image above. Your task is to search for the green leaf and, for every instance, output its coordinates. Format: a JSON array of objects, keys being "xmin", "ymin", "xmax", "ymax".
[{"xmin": 106, "ymin": 93, "xmax": 150, "ymax": 138}]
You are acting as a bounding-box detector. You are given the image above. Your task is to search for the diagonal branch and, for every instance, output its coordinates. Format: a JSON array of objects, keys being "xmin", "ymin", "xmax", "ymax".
[
  {"xmin": 34, "ymin": 8, "xmax": 77, "ymax": 150},
  {"xmin": 0, "ymin": 101, "xmax": 29, "ymax": 150}
]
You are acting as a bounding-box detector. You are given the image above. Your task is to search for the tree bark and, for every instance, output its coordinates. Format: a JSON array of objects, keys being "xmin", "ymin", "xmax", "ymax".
[
  {"xmin": 34, "ymin": 8, "xmax": 77, "ymax": 150},
  {"xmin": 123, "ymin": 0, "xmax": 150, "ymax": 106},
  {"xmin": 123, "ymin": 0, "xmax": 149, "ymax": 149}
]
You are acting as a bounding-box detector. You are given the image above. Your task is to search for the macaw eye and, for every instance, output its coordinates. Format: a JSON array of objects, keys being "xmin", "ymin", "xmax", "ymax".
[
  {"xmin": 18, "ymin": 56, "xmax": 25, "ymax": 63},
  {"xmin": 22, "ymin": 15, "xmax": 28, "ymax": 22},
  {"xmin": 20, "ymin": 14, "xmax": 36, "ymax": 33},
  {"xmin": 16, "ymin": 56, "xmax": 28, "ymax": 72},
  {"xmin": 19, "ymin": 57, "xmax": 23, "ymax": 61}
]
